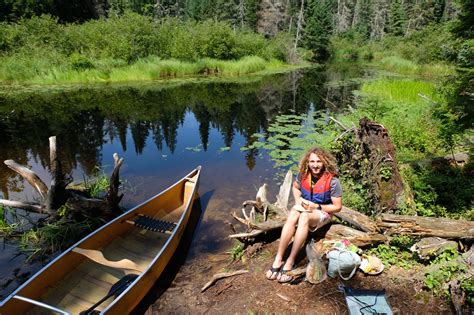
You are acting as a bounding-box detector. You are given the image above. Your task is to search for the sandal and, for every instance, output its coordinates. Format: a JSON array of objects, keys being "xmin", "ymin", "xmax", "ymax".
[
  {"xmin": 278, "ymin": 269, "xmax": 294, "ymax": 283},
  {"xmin": 266, "ymin": 262, "xmax": 284, "ymax": 280}
]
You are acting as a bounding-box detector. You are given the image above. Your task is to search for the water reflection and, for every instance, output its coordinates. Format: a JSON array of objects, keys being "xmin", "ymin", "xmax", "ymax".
[{"xmin": 0, "ymin": 64, "xmax": 370, "ymax": 299}]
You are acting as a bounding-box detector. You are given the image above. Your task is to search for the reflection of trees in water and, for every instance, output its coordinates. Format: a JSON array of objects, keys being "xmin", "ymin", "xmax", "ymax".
[
  {"xmin": 193, "ymin": 102, "xmax": 210, "ymax": 151},
  {"xmin": 0, "ymin": 66, "xmax": 364, "ymax": 194}
]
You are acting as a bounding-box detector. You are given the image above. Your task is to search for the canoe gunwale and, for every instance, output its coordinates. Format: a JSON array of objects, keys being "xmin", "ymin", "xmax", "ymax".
[
  {"xmin": 0, "ymin": 166, "xmax": 201, "ymax": 314},
  {"xmin": 101, "ymin": 166, "xmax": 201, "ymax": 313}
]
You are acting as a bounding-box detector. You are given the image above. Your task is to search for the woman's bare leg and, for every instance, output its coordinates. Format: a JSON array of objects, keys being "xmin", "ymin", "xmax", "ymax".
[
  {"xmin": 266, "ymin": 208, "xmax": 300, "ymax": 279},
  {"xmin": 279, "ymin": 211, "xmax": 322, "ymax": 281}
]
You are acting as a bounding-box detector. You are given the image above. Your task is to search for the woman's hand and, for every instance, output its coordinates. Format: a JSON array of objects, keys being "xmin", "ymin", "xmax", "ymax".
[{"xmin": 301, "ymin": 199, "xmax": 316, "ymax": 212}]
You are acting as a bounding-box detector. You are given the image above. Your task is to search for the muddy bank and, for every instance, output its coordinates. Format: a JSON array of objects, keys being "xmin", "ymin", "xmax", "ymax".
[{"xmin": 145, "ymin": 242, "xmax": 451, "ymax": 314}]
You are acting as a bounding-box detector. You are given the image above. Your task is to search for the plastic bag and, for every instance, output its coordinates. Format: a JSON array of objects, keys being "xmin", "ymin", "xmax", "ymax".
[
  {"xmin": 327, "ymin": 248, "xmax": 361, "ymax": 280},
  {"xmin": 305, "ymin": 239, "xmax": 327, "ymax": 284}
]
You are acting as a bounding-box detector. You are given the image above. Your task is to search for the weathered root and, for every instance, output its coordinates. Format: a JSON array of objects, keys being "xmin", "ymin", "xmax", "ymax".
[{"xmin": 201, "ymin": 270, "xmax": 248, "ymax": 292}]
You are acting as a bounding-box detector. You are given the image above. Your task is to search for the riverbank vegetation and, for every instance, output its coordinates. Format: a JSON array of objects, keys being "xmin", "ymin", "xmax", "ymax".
[
  {"xmin": 0, "ymin": 14, "xmax": 303, "ymax": 84},
  {"xmin": 1, "ymin": 0, "xmax": 472, "ymax": 308}
]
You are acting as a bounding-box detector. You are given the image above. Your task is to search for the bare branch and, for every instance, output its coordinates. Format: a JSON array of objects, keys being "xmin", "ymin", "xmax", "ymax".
[
  {"xmin": 4, "ymin": 160, "xmax": 48, "ymax": 199},
  {"xmin": 0, "ymin": 199, "xmax": 45, "ymax": 214},
  {"xmin": 201, "ymin": 270, "xmax": 248, "ymax": 292},
  {"xmin": 329, "ymin": 116, "xmax": 349, "ymax": 131}
]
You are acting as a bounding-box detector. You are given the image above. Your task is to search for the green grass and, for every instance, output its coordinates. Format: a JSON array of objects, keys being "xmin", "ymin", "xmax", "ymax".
[
  {"xmin": 374, "ymin": 56, "xmax": 454, "ymax": 77},
  {"xmin": 340, "ymin": 78, "xmax": 446, "ymax": 162},
  {"xmin": 0, "ymin": 55, "xmax": 299, "ymax": 85},
  {"xmin": 0, "ymin": 205, "xmax": 18, "ymax": 236}
]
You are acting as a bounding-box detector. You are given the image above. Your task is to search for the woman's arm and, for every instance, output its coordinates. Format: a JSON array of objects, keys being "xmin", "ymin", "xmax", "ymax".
[
  {"xmin": 301, "ymin": 197, "xmax": 342, "ymax": 214},
  {"xmin": 292, "ymin": 181, "xmax": 303, "ymax": 206}
]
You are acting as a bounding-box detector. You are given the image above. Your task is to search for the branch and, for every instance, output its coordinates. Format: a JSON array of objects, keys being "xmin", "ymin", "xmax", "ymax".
[
  {"xmin": 4, "ymin": 160, "xmax": 48, "ymax": 199},
  {"xmin": 106, "ymin": 153, "xmax": 124, "ymax": 214},
  {"xmin": 0, "ymin": 199, "xmax": 45, "ymax": 214},
  {"xmin": 329, "ymin": 116, "xmax": 349, "ymax": 131},
  {"xmin": 201, "ymin": 270, "xmax": 248, "ymax": 292}
]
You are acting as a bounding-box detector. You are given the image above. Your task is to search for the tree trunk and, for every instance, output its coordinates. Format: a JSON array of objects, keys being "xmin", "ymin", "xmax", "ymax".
[
  {"xmin": 357, "ymin": 118, "xmax": 406, "ymax": 213},
  {"xmin": 291, "ymin": 0, "xmax": 305, "ymax": 62},
  {"xmin": 378, "ymin": 214, "xmax": 474, "ymax": 240},
  {"xmin": 45, "ymin": 136, "xmax": 72, "ymax": 214}
]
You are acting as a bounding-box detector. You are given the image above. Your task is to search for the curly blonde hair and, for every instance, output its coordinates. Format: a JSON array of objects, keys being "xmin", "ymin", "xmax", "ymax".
[{"xmin": 297, "ymin": 147, "xmax": 338, "ymax": 180}]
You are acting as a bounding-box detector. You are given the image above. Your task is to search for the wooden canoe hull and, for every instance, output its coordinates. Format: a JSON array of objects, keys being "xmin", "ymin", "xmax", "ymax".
[{"xmin": 0, "ymin": 167, "xmax": 201, "ymax": 315}]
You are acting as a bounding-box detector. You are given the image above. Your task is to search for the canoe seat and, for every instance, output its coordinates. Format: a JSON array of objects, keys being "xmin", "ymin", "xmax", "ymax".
[{"xmin": 132, "ymin": 215, "xmax": 176, "ymax": 233}]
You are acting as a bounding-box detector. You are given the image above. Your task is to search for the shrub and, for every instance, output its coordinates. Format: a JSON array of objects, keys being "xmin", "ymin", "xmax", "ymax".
[{"xmin": 69, "ymin": 53, "xmax": 94, "ymax": 71}]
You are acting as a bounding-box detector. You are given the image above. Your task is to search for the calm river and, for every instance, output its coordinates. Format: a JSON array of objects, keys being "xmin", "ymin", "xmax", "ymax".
[{"xmin": 0, "ymin": 64, "xmax": 372, "ymax": 300}]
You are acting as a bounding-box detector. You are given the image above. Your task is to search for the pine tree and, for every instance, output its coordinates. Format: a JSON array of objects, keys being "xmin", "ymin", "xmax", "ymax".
[
  {"xmin": 387, "ymin": 0, "xmax": 406, "ymax": 35},
  {"xmin": 303, "ymin": 0, "xmax": 333, "ymax": 61},
  {"xmin": 352, "ymin": 0, "xmax": 372, "ymax": 39},
  {"xmin": 451, "ymin": 0, "xmax": 474, "ymax": 39}
]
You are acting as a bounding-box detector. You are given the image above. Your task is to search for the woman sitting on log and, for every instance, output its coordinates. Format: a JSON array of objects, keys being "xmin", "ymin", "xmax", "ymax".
[{"xmin": 266, "ymin": 147, "xmax": 342, "ymax": 283}]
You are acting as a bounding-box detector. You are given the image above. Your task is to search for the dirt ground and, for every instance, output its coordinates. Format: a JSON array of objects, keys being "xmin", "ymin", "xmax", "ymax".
[{"xmin": 144, "ymin": 242, "xmax": 452, "ymax": 315}]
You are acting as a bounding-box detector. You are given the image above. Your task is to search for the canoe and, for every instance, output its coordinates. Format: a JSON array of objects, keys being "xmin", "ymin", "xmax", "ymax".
[{"xmin": 0, "ymin": 166, "xmax": 201, "ymax": 315}]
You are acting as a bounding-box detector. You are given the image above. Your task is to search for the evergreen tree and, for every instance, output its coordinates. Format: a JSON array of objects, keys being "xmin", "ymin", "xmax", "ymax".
[
  {"xmin": 451, "ymin": 0, "xmax": 474, "ymax": 39},
  {"xmin": 352, "ymin": 0, "xmax": 372, "ymax": 39},
  {"xmin": 304, "ymin": 0, "xmax": 333, "ymax": 60},
  {"xmin": 388, "ymin": 0, "xmax": 406, "ymax": 35},
  {"xmin": 244, "ymin": 0, "xmax": 260, "ymax": 30},
  {"xmin": 0, "ymin": 0, "xmax": 54, "ymax": 21}
]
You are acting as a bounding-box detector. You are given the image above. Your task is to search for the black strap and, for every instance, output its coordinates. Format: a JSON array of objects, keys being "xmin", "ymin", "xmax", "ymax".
[
  {"xmin": 133, "ymin": 215, "xmax": 176, "ymax": 233},
  {"xmin": 80, "ymin": 274, "xmax": 139, "ymax": 315}
]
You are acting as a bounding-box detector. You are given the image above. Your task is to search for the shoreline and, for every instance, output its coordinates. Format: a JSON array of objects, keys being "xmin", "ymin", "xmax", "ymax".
[{"xmin": 0, "ymin": 59, "xmax": 312, "ymax": 93}]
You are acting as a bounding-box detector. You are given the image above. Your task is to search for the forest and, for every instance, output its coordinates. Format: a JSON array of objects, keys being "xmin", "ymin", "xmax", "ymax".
[{"xmin": 0, "ymin": 0, "xmax": 473, "ymax": 312}]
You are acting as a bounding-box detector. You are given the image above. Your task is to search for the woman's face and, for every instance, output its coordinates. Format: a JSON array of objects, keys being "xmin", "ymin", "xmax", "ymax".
[{"xmin": 308, "ymin": 153, "xmax": 324, "ymax": 176}]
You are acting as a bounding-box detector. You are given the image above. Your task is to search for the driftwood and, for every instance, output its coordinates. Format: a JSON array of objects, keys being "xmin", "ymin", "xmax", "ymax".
[
  {"xmin": 0, "ymin": 136, "xmax": 124, "ymax": 218},
  {"xmin": 410, "ymin": 237, "xmax": 458, "ymax": 260},
  {"xmin": 105, "ymin": 153, "xmax": 124, "ymax": 215},
  {"xmin": 334, "ymin": 206, "xmax": 379, "ymax": 233},
  {"xmin": 230, "ymin": 170, "xmax": 292, "ymax": 242},
  {"xmin": 0, "ymin": 200, "xmax": 44, "ymax": 214},
  {"xmin": 378, "ymin": 214, "xmax": 474, "ymax": 240},
  {"xmin": 325, "ymin": 224, "xmax": 388, "ymax": 247},
  {"xmin": 201, "ymin": 270, "xmax": 248, "ymax": 292},
  {"xmin": 46, "ymin": 136, "xmax": 72, "ymax": 214},
  {"xmin": 4, "ymin": 160, "xmax": 48, "ymax": 199}
]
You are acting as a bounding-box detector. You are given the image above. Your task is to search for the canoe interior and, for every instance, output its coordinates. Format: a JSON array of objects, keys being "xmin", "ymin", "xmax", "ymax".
[{"xmin": 1, "ymin": 168, "xmax": 199, "ymax": 315}]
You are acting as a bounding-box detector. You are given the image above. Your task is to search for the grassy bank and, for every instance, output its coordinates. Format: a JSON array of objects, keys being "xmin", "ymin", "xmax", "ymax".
[
  {"xmin": 0, "ymin": 14, "xmax": 310, "ymax": 85},
  {"xmin": 331, "ymin": 25, "xmax": 458, "ymax": 78},
  {"xmin": 0, "ymin": 55, "xmax": 308, "ymax": 85}
]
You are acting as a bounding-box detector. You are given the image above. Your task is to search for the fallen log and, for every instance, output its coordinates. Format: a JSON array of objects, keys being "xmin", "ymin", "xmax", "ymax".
[
  {"xmin": 334, "ymin": 206, "xmax": 379, "ymax": 233},
  {"xmin": 325, "ymin": 224, "xmax": 388, "ymax": 247},
  {"xmin": 378, "ymin": 214, "xmax": 474, "ymax": 240}
]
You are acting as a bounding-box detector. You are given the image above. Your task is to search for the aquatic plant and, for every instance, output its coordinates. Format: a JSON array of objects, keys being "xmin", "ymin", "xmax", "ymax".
[
  {"xmin": 84, "ymin": 167, "xmax": 110, "ymax": 198},
  {"xmin": 242, "ymin": 113, "xmax": 337, "ymax": 173}
]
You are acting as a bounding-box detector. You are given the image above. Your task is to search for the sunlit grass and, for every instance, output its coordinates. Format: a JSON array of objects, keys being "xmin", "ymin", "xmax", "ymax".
[
  {"xmin": 0, "ymin": 55, "xmax": 298, "ymax": 85},
  {"xmin": 359, "ymin": 78, "xmax": 442, "ymax": 104},
  {"xmin": 342, "ymin": 78, "xmax": 446, "ymax": 161},
  {"xmin": 375, "ymin": 56, "xmax": 454, "ymax": 77}
]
